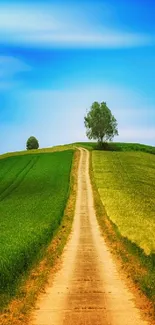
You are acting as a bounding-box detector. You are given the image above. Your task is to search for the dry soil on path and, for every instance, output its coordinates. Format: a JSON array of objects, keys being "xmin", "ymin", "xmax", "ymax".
[{"xmin": 30, "ymin": 148, "xmax": 149, "ymax": 325}]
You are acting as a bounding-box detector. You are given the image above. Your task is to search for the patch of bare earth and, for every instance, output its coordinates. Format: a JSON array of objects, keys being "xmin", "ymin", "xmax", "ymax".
[{"xmin": 30, "ymin": 148, "xmax": 150, "ymax": 325}]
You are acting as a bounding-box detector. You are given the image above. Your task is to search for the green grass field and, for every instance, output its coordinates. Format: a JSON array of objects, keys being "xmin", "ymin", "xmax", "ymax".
[
  {"xmin": 74, "ymin": 141, "xmax": 155, "ymax": 154},
  {"xmin": 0, "ymin": 150, "xmax": 73, "ymax": 295},
  {"xmin": 92, "ymin": 151, "xmax": 155, "ymax": 255}
]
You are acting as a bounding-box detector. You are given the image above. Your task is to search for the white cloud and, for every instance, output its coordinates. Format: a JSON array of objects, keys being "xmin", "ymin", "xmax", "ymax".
[
  {"xmin": 0, "ymin": 56, "xmax": 30, "ymax": 89},
  {"xmin": 0, "ymin": 56, "xmax": 30, "ymax": 78},
  {"xmin": 118, "ymin": 127, "xmax": 155, "ymax": 144},
  {"xmin": 0, "ymin": 81, "xmax": 15, "ymax": 90},
  {"xmin": 0, "ymin": 5, "xmax": 60, "ymax": 32},
  {"xmin": 16, "ymin": 32, "xmax": 152, "ymax": 49},
  {"xmin": 0, "ymin": 3, "xmax": 153, "ymax": 48}
]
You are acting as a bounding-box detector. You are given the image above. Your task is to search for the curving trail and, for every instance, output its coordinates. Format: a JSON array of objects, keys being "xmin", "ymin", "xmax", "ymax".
[{"xmin": 31, "ymin": 148, "xmax": 149, "ymax": 325}]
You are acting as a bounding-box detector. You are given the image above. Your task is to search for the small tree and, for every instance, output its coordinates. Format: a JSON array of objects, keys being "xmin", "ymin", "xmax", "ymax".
[
  {"xmin": 84, "ymin": 101, "xmax": 118, "ymax": 146},
  {"xmin": 26, "ymin": 136, "xmax": 39, "ymax": 150}
]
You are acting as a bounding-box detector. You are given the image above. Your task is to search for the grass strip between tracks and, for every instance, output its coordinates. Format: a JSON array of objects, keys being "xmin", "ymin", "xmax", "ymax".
[{"xmin": 0, "ymin": 150, "xmax": 80, "ymax": 325}]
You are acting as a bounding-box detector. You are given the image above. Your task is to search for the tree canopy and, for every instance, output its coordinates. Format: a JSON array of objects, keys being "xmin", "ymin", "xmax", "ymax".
[
  {"xmin": 26, "ymin": 136, "xmax": 39, "ymax": 150},
  {"xmin": 84, "ymin": 101, "xmax": 118, "ymax": 144}
]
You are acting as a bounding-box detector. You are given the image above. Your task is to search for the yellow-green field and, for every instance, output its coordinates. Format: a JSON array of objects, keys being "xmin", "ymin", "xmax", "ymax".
[
  {"xmin": 92, "ymin": 151, "xmax": 155, "ymax": 255},
  {"xmin": 0, "ymin": 144, "xmax": 75, "ymax": 160}
]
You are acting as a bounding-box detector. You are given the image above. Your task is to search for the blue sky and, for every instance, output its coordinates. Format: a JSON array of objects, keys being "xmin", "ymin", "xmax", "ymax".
[{"xmin": 0, "ymin": 0, "xmax": 155, "ymax": 153}]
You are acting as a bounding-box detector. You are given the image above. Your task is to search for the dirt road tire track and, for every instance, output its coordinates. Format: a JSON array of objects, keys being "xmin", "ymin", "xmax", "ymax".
[{"xmin": 30, "ymin": 148, "xmax": 149, "ymax": 325}]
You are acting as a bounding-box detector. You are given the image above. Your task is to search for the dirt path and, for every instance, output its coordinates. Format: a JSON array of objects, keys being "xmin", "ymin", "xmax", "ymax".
[{"xmin": 30, "ymin": 148, "xmax": 149, "ymax": 325}]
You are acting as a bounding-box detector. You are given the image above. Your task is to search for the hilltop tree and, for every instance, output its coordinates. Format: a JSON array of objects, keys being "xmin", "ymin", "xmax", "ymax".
[
  {"xmin": 84, "ymin": 101, "xmax": 118, "ymax": 145},
  {"xmin": 26, "ymin": 136, "xmax": 39, "ymax": 150}
]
